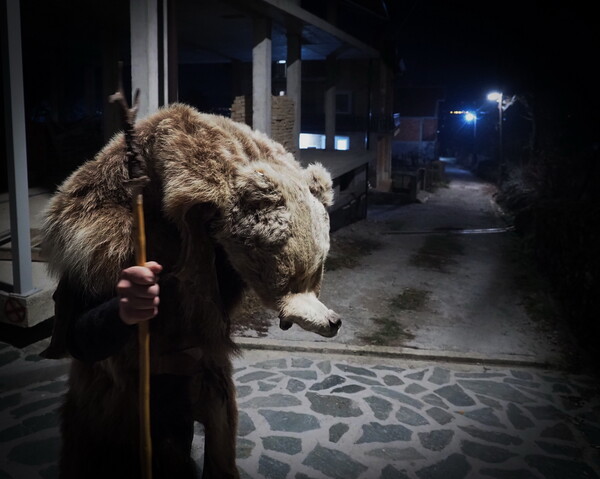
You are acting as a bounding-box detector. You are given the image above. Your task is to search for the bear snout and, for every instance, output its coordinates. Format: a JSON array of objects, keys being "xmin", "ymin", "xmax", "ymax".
[
  {"xmin": 328, "ymin": 312, "xmax": 342, "ymax": 335},
  {"xmin": 278, "ymin": 292, "xmax": 341, "ymax": 338}
]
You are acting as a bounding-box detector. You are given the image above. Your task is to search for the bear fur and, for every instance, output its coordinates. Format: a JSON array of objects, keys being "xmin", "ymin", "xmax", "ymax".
[{"xmin": 41, "ymin": 103, "xmax": 340, "ymax": 478}]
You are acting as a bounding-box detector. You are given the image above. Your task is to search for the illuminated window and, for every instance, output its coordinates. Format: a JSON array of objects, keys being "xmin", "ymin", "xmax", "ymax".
[{"xmin": 299, "ymin": 134, "xmax": 350, "ymax": 151}]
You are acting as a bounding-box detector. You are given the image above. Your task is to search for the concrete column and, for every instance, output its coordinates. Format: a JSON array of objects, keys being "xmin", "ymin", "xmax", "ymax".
[
  {"xmin": 130, "ymin": 0, "xmax": 160, "ymax": 119},
  {"xmin": 286, "ymin": 31, "xmax": 302, "ymax": 153},
  {"xmin": 325, "ymin": 54, "xmax": 336, "ymax": 150},
  {"xmin": 252, "ymin": 16, "xmax": 272, "ymax": 136},
  {"xmin": 166, "ymin": 0, "xmax": 178, "ymax": 103},
  {"xmin": 1, "ymin": 0, "xmax": 35, "ymax": 296},
  {"xmin": 375, "ymin": 60, "xmax": 393, "ymax": 191}
]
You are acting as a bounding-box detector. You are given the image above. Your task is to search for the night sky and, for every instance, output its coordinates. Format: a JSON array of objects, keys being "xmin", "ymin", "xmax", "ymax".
[{"xmin": 389, "ymin": 2, "xmax": 597, "ymax": 108}]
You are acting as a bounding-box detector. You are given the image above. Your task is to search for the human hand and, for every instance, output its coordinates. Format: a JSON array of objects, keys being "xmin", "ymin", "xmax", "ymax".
[{"xmin": 117, "ymin": 261, "xmax": 163, "ymax": 325}]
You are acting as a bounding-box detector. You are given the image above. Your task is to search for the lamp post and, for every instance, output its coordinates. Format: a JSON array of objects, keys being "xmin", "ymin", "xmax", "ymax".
[{"xmin": 487, "ymin": 91, "xmax": 504, "ymax": 182}]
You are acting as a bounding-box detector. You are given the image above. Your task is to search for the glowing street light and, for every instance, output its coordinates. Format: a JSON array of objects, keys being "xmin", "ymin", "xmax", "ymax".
[
  {"xmin": 464, "ymin": 112, "xmax": 477, "ymax": 123},
  {"xmin": 487, "ymin": 91, "xmax": 504, "ymax": 181}
]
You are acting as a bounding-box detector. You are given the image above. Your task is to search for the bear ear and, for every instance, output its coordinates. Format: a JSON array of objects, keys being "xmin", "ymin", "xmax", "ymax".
[
  {"xmin": 304, "ymin": 163, "xmax": 334, "ymax": 207},
  {"xmin": 234, "ymin": 162, "xmax": 285, "ymax": 208}
]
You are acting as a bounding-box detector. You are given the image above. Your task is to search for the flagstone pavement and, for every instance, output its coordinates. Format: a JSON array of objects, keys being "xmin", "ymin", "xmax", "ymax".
[{"xmin": 1, "ymin": 340, "xmax": 599, "ymax": 479}]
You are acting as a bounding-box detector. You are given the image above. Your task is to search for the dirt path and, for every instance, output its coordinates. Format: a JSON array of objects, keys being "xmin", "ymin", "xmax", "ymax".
[{"xmin": 233, "ymin": 166, "xmax": 578, "ymax": 368}]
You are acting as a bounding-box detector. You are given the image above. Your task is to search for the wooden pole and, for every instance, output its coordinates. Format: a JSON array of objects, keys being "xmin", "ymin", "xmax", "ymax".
[
  {"xmin": 132, "ymin": 188, "xmax": 152, "ymax": 479},
  {"xmin": 109, "ymin": 62, "xmax": 152, "ymax": 479}
]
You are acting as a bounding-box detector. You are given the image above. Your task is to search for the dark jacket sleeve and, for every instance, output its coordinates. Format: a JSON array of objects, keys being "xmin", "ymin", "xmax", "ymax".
[
  {"xmin": 41, "ymin": 275, "xmax": 134, "ymax": 362},
  {"xmin": 67, "ymin": 294, "xmax": 135, "ymax": 363}
]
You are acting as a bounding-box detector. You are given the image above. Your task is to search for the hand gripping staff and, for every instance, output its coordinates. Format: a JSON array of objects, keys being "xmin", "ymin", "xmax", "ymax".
[{"xmin": 109, "ymin": 62, "xmax": 153, "ymax": 479}]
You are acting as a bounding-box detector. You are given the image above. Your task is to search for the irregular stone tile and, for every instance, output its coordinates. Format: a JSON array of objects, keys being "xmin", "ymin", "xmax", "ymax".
[
  {"xmin": 433, "ymin": 384, "xmax": 475, "ymax": 407},
  {"xmin": 422, "ymin": 393, "xmax": 449, "ymax": 409},
  {"xmin": 238, "ymin": 467, "xmax": 253, "ymax": 479},
  {"xmin": 262, "ymin": 436, "xmax": 302, "ymax": 455},
  {"xmin": 347, "ymin": 375, "xmax": 382, "ymax": 386},
  {"xmin": 415, "ymin": 453, "xmax": 471, "ymax": 479},
  {"xmin": 510, "ymin": 370, "xmax": 534, "ymax": 381},
  {"xmin": 525, "ymin": 404, "xmax": 567, "ymax": 421},
  {"xmin": 237, "ymin": 410, "xmax": 256, "ymax": 436},
  {"xmin": 514, "ymin": 387, "xmax": 552, "ymax": 402},
  {"xmin": 428, "ymin": 367, "xmax": 451, "ymax": 385},
  {"xmin": 0, "ymin": 412, "xmax": 59, "ymax": 442},
  {"xmin": 335, "ymin": 364, "xmax": 377, "ymax": 378},
  {"xmin": 461, "ymin": 439, "xmax": 517, "ymax": 463},
  {"xmin": 405, "ymin": 370, "xmax": 427, "ymax": 380},
  {"xmin": 480, "ymin": 467, "xmax": 539, "ymax": 478},
  {"xmin": 0, "ymin": 392, "xmax": 21, "ymax": 412},
  {"xmin": 426, "ymin": 407, "xmax": 453, "ymax": 425},
  {"xmin": 303, "ymin": 444, "xmax": 368, "ymax": 479},
  {"xmin": 364, "ymin": 396, "xmax": 393, "ymax": 421},
  {"xmin": 253, "ymin": 358, "xmax": 287, "ymax": 369},
  {"xmin": 12, "ymin": 397, "xmax": 62, "ymax": 419},
  {"xmin": 286, "ymin": 378, "xmax": 306, "ymax": 393},
  {"xmin": 366, "ymin": 446, "xmax": 425, "ymax": 461},
  {"xmin": 292, "ymin": 358, "xmax": 313, "ymax": 368},
  {"xmin": 504, "ymin": 378, "xmax": 541, "ymax": 389},
  {"xmin": 476, "ymin": 394, "xmax": 502, "ymax": 409},
  {"xmin": 458, "ymin": 425, "xmax": 522, "ymax": 446},
  {"xmin": 236, "ymin": 438, "xmax": 255, "ymax": 459},
  {"xmin": 577, "ymin": 421, "xmax": 600, "ymax": 448},
  {"xmin": 7, "ymin": 436, "xmax": 60, "ymax": 465},
  {"xmin": 0, "ymin": 350, "xmax": 20, "ymax": 368},
  {"xmin": 310, "ymin": 375, "xmax": 345, "ymax": 391},
  {"xmin": 296, "ymin": 474, "xmax": 319, "ymax": 479},
  {"xmin": 237, "ymin": 371, "xmax": 277, "ymax": 383},
  {"xmin": 464, "ymin": 407, "xmax": 505, "ymax": 428},
  {"xmin": 259, "ymin": 410, "xmax": 320, "ymax": 432},
  {"xmin": 282, "ymin": 370, "xmax": 318, "ymax": 380},
  {"xmin": 535, "ymin": 440, "xmax": 582, "ymax": 458},
  {"xmin": 240, "ymin": 393, "xmax": 302, "ymax": 408},
  {"xmin": 552, "ymin": 383, "xmax": 571, "ymax": 394},
  {"xmin": 258, "ymin": 454, "xmax": 290, "ymax": 479},
  {"xmin": 525, "ymin": 454, "xmax": 599, "ymax": 478},
  {"xmin": 541, "ymin": 422, "xmax": 575, "ymax": 441},
  {"xmin": 418, "ymin": 429, "xmax": 454, "ymax": 451},
  {"xmin": 455, "ymin": 372, "xmax": 506, "ymax": 379},
  {"xmin": 317, "ymin": 361, "xmax": 331, "ymax": 374},
  {"xmin": 506, "ymin": 403, "xmax": 534, "ymax": 430},
  {"xmin": 258, "ymin": 381, "xmax": 277, "ymax": 392},
  {"xmin": 381, "ymin": 464, "xmax": 411, "ymax": 479},
  {"xmin": 382, "ymin": 375, "xmax": 403, "ymax": 386},
  {"xmin": 357, "ymin": 422, "xmax": 412, "ymax": 443},
  {"xmin": 236, "ymin": 385, "xmax": 253, "ymax": 399},
  {"xmin": 396, "ymin": 406, "xmax": 429, "ymax": 426},
  {"xmin": 331, "ymin": 385, "xmax": 365, "ymax": 394},
  {"xmin": 372, "ymin": 386, "xmax": 424, "ymax": 409},
  {"xmin": 24, "ymin": 354, "xmax": 44, "ymax": 362},
  {"xmin": 405, "ymin": 383, "xmax": 427, "ymax": 394},
  {"xmin": 39, "ymin": 464, "xmax": 59, "ymax": 478},
  {"xmin": 329, "ymin": 423, "xmax": 349, "ymax": 443},
  {"xmin": 373, "ymin": 365, "xmax": 405, "ymax": 373},
  {"xmin": 458, "ymin": 379, "xmax": 534, "ymax": 404},
  {"xmin": 31, "ymin": 380, "xmax": 67, "ymax": 393},
  {"xmin": 306, "ymin": 392, "xmax": 362, "ymax": 418}
]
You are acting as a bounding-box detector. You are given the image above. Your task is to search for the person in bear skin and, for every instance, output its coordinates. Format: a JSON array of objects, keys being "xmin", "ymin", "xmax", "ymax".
[{"xmin": 41, "ymin": 103, "xmax": 341, "ymax": 479}]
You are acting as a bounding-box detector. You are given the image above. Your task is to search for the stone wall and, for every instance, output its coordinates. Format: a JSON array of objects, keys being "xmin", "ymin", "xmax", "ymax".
[{"xmin": 231, "ymin": 95, "xmax": 298, "ymax": 158}]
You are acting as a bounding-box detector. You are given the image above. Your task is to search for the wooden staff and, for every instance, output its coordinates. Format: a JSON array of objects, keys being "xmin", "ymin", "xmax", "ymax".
[{"xmin": 109, "ymin": 62, "xmax": 152, "ymax": 479}]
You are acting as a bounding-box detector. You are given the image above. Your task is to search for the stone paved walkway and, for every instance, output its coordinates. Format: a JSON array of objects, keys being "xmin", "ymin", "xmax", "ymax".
[{"xmin": 1, "ymin": 342, "xmax": 599, "ymax": 479}]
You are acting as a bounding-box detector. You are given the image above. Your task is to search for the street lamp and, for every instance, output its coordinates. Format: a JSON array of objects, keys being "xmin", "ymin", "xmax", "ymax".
[{"xmin": 487, "ymin": 91, "xmax": 504, "ymax": 182}]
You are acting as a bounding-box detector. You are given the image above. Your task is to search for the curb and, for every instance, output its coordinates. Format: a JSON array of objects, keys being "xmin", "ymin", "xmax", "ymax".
[{"xmin": 234, "ymin": 336, "xmax": 555, "ymax": 370}]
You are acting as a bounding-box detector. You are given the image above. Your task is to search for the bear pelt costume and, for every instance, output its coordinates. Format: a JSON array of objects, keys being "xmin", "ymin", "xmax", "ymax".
[{"xmin": 41, "ymin": 103, "xmax": 341, "ymax": 479}]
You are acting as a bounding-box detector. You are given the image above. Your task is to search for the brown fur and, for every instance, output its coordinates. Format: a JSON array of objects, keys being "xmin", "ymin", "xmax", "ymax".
[{"xmin": 41, "ymin": 103, "xmax": 338, "ymax": 478}]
